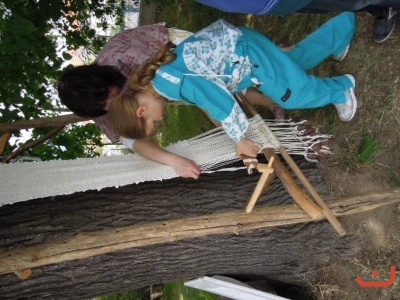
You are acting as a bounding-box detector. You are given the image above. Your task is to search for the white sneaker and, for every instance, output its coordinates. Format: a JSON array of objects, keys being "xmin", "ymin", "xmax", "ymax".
[
  {"xmin": 332, "ymin": 45, "xmax": 350, "ymax": 61},
  {"xmin": 334, "ymin": 74, "xmax": 357, "ymax": 121}
]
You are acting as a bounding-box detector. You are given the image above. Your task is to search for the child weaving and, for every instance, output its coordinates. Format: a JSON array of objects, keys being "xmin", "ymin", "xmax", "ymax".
[{"xmin": 108, "ymin": 13, "xmax": 357, "ymax": 158}]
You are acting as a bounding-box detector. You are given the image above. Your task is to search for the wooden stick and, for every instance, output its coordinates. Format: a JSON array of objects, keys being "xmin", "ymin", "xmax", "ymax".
[
  {"xmin": 245, "ymin": 157, "xmax": 275, "ymax": 213},
  {"xmin": 3, "ymin": 126, "xmax": 64, "ymax": 163},
  {"xmin": 245, "ymin": 170, "xmax": 275, "ymax": 213},
  {"xmin": 279, "ymin": 147, "xmax": 346, "ymax": 235},
  {"xmin": 262, "ymin": 148, "xmax": 323, "ymax": 219},
  {"xmin": 0, "ymin": 114, "xmax": 89, "ymax": 134},
  {"xmin": 0, "ymin": 132, "xmax": 11, "ymax": 156}
]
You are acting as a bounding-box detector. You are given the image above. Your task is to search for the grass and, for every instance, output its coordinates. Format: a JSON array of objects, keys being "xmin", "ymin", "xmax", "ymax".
[
  {"xmin": 153, "ymin": 0, "xmax": 227, "ymax": 32},
  {"xmin": 308, "ymin": 205, "xmax": 400, "ymax": 300},
  {"xmin": 164, "ymin": 280, "xmax": 221, "ymax": 300},
  {"xmin": 159, "ymin": 105, "xmax": 214, "ymax": 146}
]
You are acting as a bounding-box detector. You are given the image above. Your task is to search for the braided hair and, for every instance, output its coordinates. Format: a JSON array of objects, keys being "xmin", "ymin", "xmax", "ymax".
[{"xmin": 108, "ymin": 42, "xmax": 177, "ymax": 139}]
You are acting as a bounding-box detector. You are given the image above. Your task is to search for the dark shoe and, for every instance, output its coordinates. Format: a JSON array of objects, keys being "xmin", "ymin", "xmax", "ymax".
[{"xmin": 373, "ymin": 7, "xmax": 396, "ymax": 43}]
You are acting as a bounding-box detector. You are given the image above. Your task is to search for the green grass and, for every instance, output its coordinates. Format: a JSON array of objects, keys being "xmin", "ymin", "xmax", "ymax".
[
  {"xmin": 159, "ymin": 105, "xmax": 214, "ymax": 146},
  {"xmin": 164, "ymin": 280, "xmax": 221, "ymax": 300},
  {"xmin": 154, "ymin": 0, "xmax": 227, "ymax": 32}
]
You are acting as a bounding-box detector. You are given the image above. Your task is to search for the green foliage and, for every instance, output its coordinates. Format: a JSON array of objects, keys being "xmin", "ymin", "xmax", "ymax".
[
  {"xmin": 358, "ymin": 134, "xmax": 379, "ymax": 164},
  {"xmin": 150, "ymin": 0, "xmax": 226, "ymax": 32},
  {"xmin": 34, "ymin": 123, "xmax": 102, "ymax": 160},
  {"xmin": 94, "ymin": 289, "xmax": 148, "ymax": 300},
  {"xmin": 164, "ymin": 280, "xmax": 221, "ymax": 300},
  {"xmin": 0, "ymin": 0, "xmax": 125, "ymax": 160}
]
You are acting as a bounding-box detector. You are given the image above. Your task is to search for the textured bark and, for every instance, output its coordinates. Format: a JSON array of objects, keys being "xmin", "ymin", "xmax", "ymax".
[{"xmin": 0, "ymin": 159, "xmax": 361, "ymax": 299}]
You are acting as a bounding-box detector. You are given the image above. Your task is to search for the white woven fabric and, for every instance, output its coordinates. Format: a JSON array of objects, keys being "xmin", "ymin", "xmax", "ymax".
[{"xmin": 0, "ymin": 118, "xmax": 331, "ymax": 206}]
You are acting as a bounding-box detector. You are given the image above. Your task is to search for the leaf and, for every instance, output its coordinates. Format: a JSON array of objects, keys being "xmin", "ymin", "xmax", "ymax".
[
  {"xmin": 62, "ymin": 52, "xmax": 73, "ymax": 61},
  {"xmin": 358, "ymin": 135, "xmax": 379, "ymax": 163},
  {"xmin": 87, "ymin": 28, "xmax": 96, "ymax": 38}
]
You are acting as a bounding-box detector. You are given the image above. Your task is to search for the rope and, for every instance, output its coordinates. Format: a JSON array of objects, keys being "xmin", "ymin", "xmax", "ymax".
[{"xmin": 0, "ymin": 118, "xmax": 331, "ymax": 206}]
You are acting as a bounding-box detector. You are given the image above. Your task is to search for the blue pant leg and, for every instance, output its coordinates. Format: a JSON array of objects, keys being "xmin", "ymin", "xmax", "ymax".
[
  {"xmin": 270, "ymin": 0, "xmax": 313, "ymax": 15},
  {"xmin": 285, "ymin": 12, "xmax": 356, "ymax": 70},
  {"xmin": 241, "ymin": 28, "xmax": 354, "ymax": 109}
]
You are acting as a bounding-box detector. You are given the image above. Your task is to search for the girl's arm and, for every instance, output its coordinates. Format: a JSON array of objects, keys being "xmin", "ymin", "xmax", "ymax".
[
  {"xmin": 179, "ymin": 76, "xmax": 260, "ymax": 157},
  {"xmin": 121, "ymin": 137, "xmax": 201, "ymax": 179}
]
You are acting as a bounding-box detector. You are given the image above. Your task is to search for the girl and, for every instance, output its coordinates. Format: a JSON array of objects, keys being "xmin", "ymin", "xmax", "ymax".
[
  {"xmin": 58, "ymin": 24, "xmax": 278, "ymax": 179},
  {"xmin": 108, "ymin": 12, "xmax": 357, "ymax": 159}
]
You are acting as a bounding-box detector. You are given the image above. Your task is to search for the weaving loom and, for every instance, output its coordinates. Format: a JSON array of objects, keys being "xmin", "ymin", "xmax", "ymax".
[{"xmin": 0, "ymin": 118, "xmax": 331, "ymax": 207}]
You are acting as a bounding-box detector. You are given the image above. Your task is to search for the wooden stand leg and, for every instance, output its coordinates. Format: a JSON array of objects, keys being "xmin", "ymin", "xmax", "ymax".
[
  {"xmin": 278, "ymin": 146, "xmax": 346, "ymax": 236},
  {"xmin": 262, "ymin": 149, "xmax": 323, "ymax": 220},
  {"xmin": 245, "ymin": 171, "xmax": 275, "ymax": 213},
  {"xmin": 245, "ymin": 157, "xmax": 275, "ymax": 213}
]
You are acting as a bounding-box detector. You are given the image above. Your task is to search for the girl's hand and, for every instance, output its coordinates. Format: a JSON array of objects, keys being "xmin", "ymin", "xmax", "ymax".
[
  {"xmin": 170, "ymin": 156, "xmax": 202, "ymax": 179},
  {"xmin": 131, "ymin": 139, "xmax": 201, "ymax": 179},
  {"xmin": 236, "ymin": 139, "xmax": 261, "ymax": 158}
]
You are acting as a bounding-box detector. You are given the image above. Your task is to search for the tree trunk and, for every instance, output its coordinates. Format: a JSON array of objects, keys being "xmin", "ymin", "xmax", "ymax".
[
  {"xmin": 0, "ymin": 160, "xmax": 362, "ymax": 299},
  {"xmin": 0, "ymin": 114, "xmax": 89, "ymax": 134}
]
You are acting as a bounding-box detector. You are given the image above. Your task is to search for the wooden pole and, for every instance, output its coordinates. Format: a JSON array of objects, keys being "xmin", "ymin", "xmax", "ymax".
[
  {"xmin": 0, "ymin": 114, "xmax": 89, "ymax": 134},
  {"xmin": 245, "ymin": 159, "xmax": 275, "ymax": 213},
  {"xmin": 3, "ymin": 126, "xmax": 64, "ymax": 163},
  {"xmin": 0, "ymin": 188, "xmax": 399, "ymax": 278},
  {"xmin": 0, "ymin": 133, "xmax": 11, "ymax": 155},
  {"xmin": 279, "ymin": 147, "xmax": 346, "ymax": 235}
]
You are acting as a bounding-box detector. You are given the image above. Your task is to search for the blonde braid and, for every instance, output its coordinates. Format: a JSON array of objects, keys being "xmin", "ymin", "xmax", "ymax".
[
  {"xmin": 108, "ymin": 42, "xmax": 177, "ymax": 140},
  {"xmin": 127, "ymin": 42, "xmax": 177, "ymax": 92}
]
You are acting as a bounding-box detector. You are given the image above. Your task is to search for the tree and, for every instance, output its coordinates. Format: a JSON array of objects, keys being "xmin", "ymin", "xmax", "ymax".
[
  {"xmin": 0, "ymin": 160, "xmax": 373, "ymax": 299},
  {"xmin": 0, "ymin": 0, "xmax": 125, "ymax": 160}
]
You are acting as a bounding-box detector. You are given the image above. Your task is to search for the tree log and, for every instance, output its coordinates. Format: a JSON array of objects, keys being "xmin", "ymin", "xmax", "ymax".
[
  {"xmin": 0, "ymin": 188, "xmax": 398, "ymax": 277},
  {"xmin": 0, "ymin": 160, "xmax": 391, "ymax": 299}
]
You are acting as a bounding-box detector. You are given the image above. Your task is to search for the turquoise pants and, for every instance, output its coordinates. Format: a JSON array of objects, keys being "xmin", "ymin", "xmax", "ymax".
[{"xmin": 237, "ymin": 12, "xmax": 356, "ymax": 109}]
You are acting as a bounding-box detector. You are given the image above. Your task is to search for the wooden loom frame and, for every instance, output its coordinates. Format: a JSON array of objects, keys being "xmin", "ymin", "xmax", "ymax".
[{"xmin": 235, "ymin": 92, "xmax": 346, "ymax": 236}]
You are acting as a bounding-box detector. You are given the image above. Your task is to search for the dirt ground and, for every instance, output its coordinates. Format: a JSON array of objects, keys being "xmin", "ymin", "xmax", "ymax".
[
  {"xmin": 292, "ymin": 13, "xmax": 400, "ymax": 300},
  {"xmin": 223, "ymin": 11, "xmax": 400, "ymax": 299}
]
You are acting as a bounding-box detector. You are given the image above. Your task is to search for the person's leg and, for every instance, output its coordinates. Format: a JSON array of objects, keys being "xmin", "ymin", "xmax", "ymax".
[
  {"xmin": 300, "ymin": 0, "xmax": 388, "ymax": 12},
  {"xmin": 300, "ymin": 1, "xmax": 399, "ymax": 43},
  {"xmin": 284, "ymin": 12, "xmax": 356, "ymax": 70},
  {"xmin": 241, "ymin": 28, "xmax": 355, "ymax": 110},
  {"xmin": 269, "ymin": 0, "xmax": 313, "ymax": 15},
  {"xmin": 245, "ymin": 89, "xmax": 286, "ymax": 120},
  {"xmin": 364, "ymin": 6, "xmax": 397, "ymax": 43}
]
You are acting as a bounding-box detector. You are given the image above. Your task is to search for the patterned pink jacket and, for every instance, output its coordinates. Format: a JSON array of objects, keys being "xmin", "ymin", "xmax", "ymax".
[{"xmin": 94, "ymin": 24, "xmax": 169, "ymax": 142}]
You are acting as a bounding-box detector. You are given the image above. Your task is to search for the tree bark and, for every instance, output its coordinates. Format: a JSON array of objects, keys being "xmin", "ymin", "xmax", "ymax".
[
  {"xmin": 0, "ymin": 114, "xmax": 89, "ymax": 134},
  {"xmin": 0, "ymin": 160, "xmax": 364, "ymax": 299}
]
